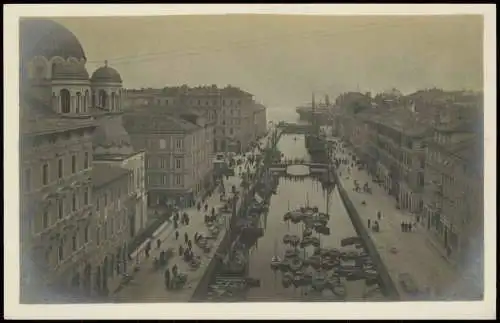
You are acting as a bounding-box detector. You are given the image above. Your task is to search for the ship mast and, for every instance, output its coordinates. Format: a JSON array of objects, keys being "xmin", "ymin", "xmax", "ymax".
[{"xmin": 311, "ymin": 92, "xmax": 319, "ymax": 136}]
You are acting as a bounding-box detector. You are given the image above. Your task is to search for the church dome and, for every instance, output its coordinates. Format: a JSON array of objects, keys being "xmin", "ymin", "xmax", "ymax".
[
  {"xmin": 91, "ymin": 62, "xmax": 122, "ymax": 83},
  {"xmin": 20, "ymin": 19, "xmax": 86, "ymax": 64},
  {"xmin": 52, "ymin": 62, "xmax": 90, "ymax": 81}
]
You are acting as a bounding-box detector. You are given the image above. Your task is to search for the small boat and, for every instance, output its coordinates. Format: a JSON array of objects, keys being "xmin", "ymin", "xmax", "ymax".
[
  {"xmin": 312, "ymin": 275, "xmax": 327, "ymax": 291},
  {"xmin": 282, "ymin": 277, "xmax": 292, "ymax": 289},
  {"xmin": 318, "ymin": 212, "xmax": 330, "ymax": 220},
  {"xmin": 315, "ymin": 226, "xmax": 330, "ymax": 235},
  {"xmin": 289, "ymin": 258, "xmax": 303, "ymax": 272},
  {"xmin": 285, "ymin": 249, "xmax": 299, "ymax": 259},
  {"xmin": 341, "ymin": 236, "xmax": 363, "ymax": 247},
  {"xmin": 271, "ymin": 256, "xmax": 282, "ymax": 270},
  {"xmin": 331, "ymin": 283, "xmax": 347, "ymax": 298}
]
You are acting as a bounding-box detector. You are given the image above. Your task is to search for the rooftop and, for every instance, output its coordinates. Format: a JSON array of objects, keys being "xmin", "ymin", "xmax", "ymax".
[
  {"xmin": 123, "ymin": 111, "xmax": 200, "ymax": 134},
  {"xmin": 365, "ymin": 107, "xmax": 431, "ymax": 137},
  {"xmin": 125, "ymin": 85, "xmax": 254, "ymax": 98},
  {"xmin": 92, "ymin": 164, "xmax": 131, "ymax": 189}
]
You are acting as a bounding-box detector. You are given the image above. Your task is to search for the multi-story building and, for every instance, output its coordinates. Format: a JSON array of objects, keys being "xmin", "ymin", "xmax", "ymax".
[
  {"xmin": 19, "ymin": 19, "xmax": 98, "ymax": 300},
  {"xmin": 91, "ymin": 164, "xmax": 132, "ymax": 296},
  {"xmin": 422, "ymin": 101, "xmax": 483, "ymax": 264},
  {"xmin": 89, "ymin": 62, "xmax": 148, "ymax": 240},
  {"xmin": 252, "ymin": 103, "xmax": 268, "ymax": 140},
  {"xmin": 123, "ymin": 107, "xmax": 213, "ymax": 208},
  {"xmin": 19, "ymin": 18, "xmax": 147, "ymax": 301},
  {"xmin": 123, "ymin": 84, "xmax": 267, "ymax": 154},
  {"xmin": 337, "ymin": 99, "xmax": 431, "ymax": 215}
]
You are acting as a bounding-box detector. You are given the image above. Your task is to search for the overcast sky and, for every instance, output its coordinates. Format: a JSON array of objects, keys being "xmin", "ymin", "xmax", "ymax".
[{"xmin": 55, "ymin": 15, "xmax": 483, "ymax": 108}]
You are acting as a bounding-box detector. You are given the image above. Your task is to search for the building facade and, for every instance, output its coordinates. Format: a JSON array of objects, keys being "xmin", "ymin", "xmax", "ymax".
[
  {"xmin": 333, "ymin": 89, "xmax": 483, "ymax": 268},
  {"xmin": 123, "ymin": 85, "xmax": 267, "ymax": 154},
  {"xmin": 91, "ymin": 164, "xmax": 132, "ymax": 296},
  {"xmin": 20, "ymin": 19, "xmax": 99, "ymax": 300},
  {"xmin": 123, "ymin": 108, "xmax": 213, "ymax": 208},
  {"xmin": 19, "ymin": 18, "xmax": 147, "ymax": 301},
  {"xmin": 89, "ymin": 62, "xmax": 148, "ymax": 241},
  {"xmin": 422, "ymin": 106, "xmax": 483, "ymax": 264}
]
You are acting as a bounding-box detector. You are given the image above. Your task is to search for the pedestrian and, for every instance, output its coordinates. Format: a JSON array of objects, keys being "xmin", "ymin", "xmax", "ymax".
[
  {"xmin": 204, "ymin": 203, "xmax": 208, "ymax": 212},
  {"xmin": 185, "ymin": 217, "xmax": 190, "ymax": 226},
  {"xmin": 172, "ymin": 264, "xmax": 178, "ymax": 276},
  {"xmin": 367, "ymin": 218, "xmax": 371, "ymax": 228},
  {"xmin": 156, "ymin": 239, "xmax": 161, "ymax": 249},
  {"xmin": 175, "ymin": 230, "xmax": 179, "ymax": 240},
  {"xmin": 179, "ymin": 245, "xmax": 184, "ymax": 257},
  {"xmin": 173, "ymin": 220, "xmax": 178, "ymax": 230},
  {"xmin": 164, "ymin": 268, "xmax": 171, "ymax": 289},
  {"xmin": 408, "ymin": 223, "xmax": 413, "ymax": 232},
  {"xmin": 377, "ymin": 211, "xmax": 381, "ymax": 221},
  {"xmin": 188, "ymin": 239, "xmax": 192, "ymax": 250},
  {"xmin": 184, "ymin": 232, "xmax": 189, "ymax": 244}
]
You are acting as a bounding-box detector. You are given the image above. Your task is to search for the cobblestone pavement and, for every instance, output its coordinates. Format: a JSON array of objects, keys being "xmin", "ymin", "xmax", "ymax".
[{"xmin": 331, "ymin": 138, "xmax": 482, "ymax": 301}]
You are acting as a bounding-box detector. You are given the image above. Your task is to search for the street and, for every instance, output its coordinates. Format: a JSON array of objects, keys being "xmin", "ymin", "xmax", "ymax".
[{"xmin": 331, "ymin": 137, "xmax": 482, "ymax": 300}]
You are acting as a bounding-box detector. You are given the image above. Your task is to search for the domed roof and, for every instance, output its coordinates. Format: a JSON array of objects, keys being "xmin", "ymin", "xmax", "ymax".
[
  {"xmin": 91, "ymin": 62, "xmax": 122, "ymax": 83},
  {"xmin": 20, "ymin": 19, "xmax": 86, "ymax": 65},
  {"xmin": 52, "ymin": 62, "xmax": 90, "ymax": 81}
]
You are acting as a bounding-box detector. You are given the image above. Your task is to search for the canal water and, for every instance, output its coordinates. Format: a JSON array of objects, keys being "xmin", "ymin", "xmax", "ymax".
[{"xmin": 246, "ymin": 134, "xmax": 386, "ymax": 301}]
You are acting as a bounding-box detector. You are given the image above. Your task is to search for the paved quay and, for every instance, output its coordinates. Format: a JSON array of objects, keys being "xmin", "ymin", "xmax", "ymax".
[
  {"xmin": 109, "ymin": 138, "xmax": 268, "ymax": 303},
  {"xmin": 110, "ymin": 131, "xmax": 272, "ymax": 302},
  {"xmin": 110, "ymin": 174, "xmax": 244, "ymax": 303},
  {"xmin": 331, "ymin": 137, "xmax": 482, "ymax": 301}
]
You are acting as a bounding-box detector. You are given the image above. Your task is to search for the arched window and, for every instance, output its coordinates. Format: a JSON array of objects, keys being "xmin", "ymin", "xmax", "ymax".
[
  {"xmin": 99, "ymin": 90, "xmax": 107, "ymax": 109},
  {"xmin": 111, "ymin": 92, "xmax": 116, "ymax": 111},
  {"xmin": 60, "ymin": 89, "xmax": 71, "ymax": 113},
  {"xmin": 76, "ymin": 92, "xmax": 81, "ymax": 113}
]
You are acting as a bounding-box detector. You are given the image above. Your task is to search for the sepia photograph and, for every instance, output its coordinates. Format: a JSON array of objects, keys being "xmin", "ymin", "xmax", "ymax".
[{"xmin": 4, "ymin": 4, "xmax": 496, "ymax": 320}]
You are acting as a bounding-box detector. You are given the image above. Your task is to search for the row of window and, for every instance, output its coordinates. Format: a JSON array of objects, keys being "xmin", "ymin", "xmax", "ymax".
[
  {"xmin": 24, "ymin": 152, "xmax": 90, "ymax": 191},
  {"xmin": 55, "ymin": 89, "xmax": 122, "ymax": 114},
  {"xmin": 95, "ymin": 185, "xmax": 128, "ymax": 212},
  {"xmin": 51, "ymin": 224, "xmax": 90, "ymax": 265},
  {"xmin": 53, "ymin": 209, "xmax": 127, "ymax": 265},
  {"xmin": 219, "ymin": 118, "xmax": 241, "ymax": 126},
  {"xmin": 36, "ymin": 188, "xmax": 90, "ymax": 233},
  {"xmin": 158, "ymin": 138, "xmax": 183, "ymax": 150},
  {"xmin": 95, "ymin": 209, "xmax": 127, "ymax": 246},
  {"xmin": 152, "ymin": 97, "xmax": 243, "ymax": 107},
  {"xmin": 147, "ymin": 174, "xmax": 183, "ymax": 186},
  {"xmin": 146, "ymin": 158, "xmax": 183, "ymax": 169}
]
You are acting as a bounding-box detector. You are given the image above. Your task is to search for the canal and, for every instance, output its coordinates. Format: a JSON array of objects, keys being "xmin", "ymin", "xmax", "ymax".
[{"xmin": 245, "ymin": 134, "xmax": 386, "ymax": 301}]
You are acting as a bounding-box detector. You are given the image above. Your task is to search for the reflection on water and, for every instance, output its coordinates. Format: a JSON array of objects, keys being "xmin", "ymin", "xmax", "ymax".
[
  {"xmin": 245, "ymin": 134, "xmax": 386, "ymax": 301},
  {"xmin": 277, "ymin": 134, "xmax": 310, "ymax": 162}
]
